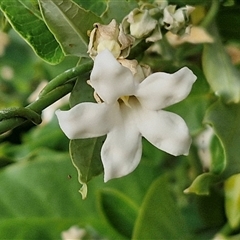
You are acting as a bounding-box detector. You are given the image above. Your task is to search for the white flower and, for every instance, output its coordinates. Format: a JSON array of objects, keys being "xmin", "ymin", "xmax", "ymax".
[{"xmin": 56, "ymin": 50, "xmax": 196, "ymax": 182}]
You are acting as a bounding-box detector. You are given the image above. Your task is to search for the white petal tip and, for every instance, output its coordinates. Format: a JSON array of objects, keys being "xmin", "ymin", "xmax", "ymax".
[
  {"xmin": 179, "ymin": 67, "xmax": 197, "ymax": 83},
  {"xmin": 55, "ymin": 109, "xmax": 76, "ymax": 139}
]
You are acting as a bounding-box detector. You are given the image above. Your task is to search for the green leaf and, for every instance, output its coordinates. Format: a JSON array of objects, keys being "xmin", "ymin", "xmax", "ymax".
[
  {"xmin": 70, "ymin": 76, "xmax": 94, "ymax": 107},
  {"xmin": 225, "ymin": 174, "xmax": 240, "ymax": 229},
  {"xmin": 102, "ymin": 0, "xmax": 138, "ymax": 23},
  {"xmin": 185, "ymin": 100, "xmax": 240, "ymax": 195},
  {"xmin": 74, "ymin": 0, "xmax": 107, "ymax": 17},
  {"xmin": 98, "ymin": 188, "xmax": 138, "ymax": 238},
  {"xmin": 0, "ymin": 148, "xmax": 123, "ymax": 239},
  {"xmin": 202, "ymin": 23, "xmax": 240, "ymax": 103},
  {"xmin": 132, "ymin": 174, "xmax": 192, "ymax": 239},
  {"xmin": 39, "ymin": 0, "xmax": 101, "ymax": 57},
  {"xmin": 0, "ymin": 149, "xmax": 90, "ymax": 238},
  {"xmin": 70, "ymin": 138, "xmax": 104, "ymax": 199},
  {"xmin": 0, "ymin": 0, "xmax": 64, "ymax": 64},
  {"xmin": 209, "ymin": 134, "xmax": 225, "ymax": 174}
]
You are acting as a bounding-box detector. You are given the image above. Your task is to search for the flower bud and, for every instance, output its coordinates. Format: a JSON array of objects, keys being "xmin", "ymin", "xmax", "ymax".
[
  {"xmin": 88, "ymin": 19, "xmax": 134, "ymax": 59},
  {"xmin": 118, "ymin": 58, "xmax": 151, "ymax": 83},
  {"xmin": 163, "ymin": 5, "xmax": 195, "ymax": 35},
  {"xmin": 122, "ymin": 8, "xmax": 164, "ymax": 43}
]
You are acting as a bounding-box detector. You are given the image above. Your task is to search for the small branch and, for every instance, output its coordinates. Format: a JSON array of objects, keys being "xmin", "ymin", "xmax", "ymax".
[
  {"xmin": 0, "ymin": 60, "xmax": 93, "ymax": 135},
  {"xmin": 39, "ymin": 61, "xmax": 93, "ymax": 97},
  {"xmin": 0, "ymin": 107, "xmax": 42, "ymax": 125},
  {"xmin": 0, "ymin": 82, "xmax": 74, "ymax": 135}
]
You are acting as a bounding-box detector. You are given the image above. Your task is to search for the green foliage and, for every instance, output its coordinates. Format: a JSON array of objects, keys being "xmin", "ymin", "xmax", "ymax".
[
  {"xmin": 101, "ymin": 0, "xmax": 138, "ymax": 23},
  {"xmin": 217, "ymin": 5, "xmax": 240, "ymax": 41},
  {"xmin": 225, "ymin": 174, "xmax": 240, "ymax": 230},
  {"xmin": 98, "ymin": 189, "xmax": 138, "ymax": 238},
  {"xmin": 1, "ymin": 0, "xmax": 240, "ymax": 239},
  {"xmin": 186, "ymin": 100, "xmax": 240, "ymax": 195},
  {"xmin": 74, "ymin": 0, "xmax": 108, "ymax": 17},
  {"xmin": 132, "ymin": 174, "xmax": 192, "ymax": 239},
  {"xmin": 39, "ymin": 0, "xmax": 101, "ymax": 57},
  {"xmin": 70, "ymin": 138, "xmax": 104, "ymax": 199},
  {"xmin": 202, "ymin": 23, "xmax": 240, "ymax": 104},
  {"xmin": 0, "ymin": 0, "xmax": 64, "ymax": 64}
]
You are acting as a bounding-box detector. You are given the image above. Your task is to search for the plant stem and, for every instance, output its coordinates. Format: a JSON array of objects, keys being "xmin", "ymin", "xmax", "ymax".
[
  {"xmin": 0, "ymin": 82, "xmax": 74, "ymax": 135},
  {"xmin": 0, "ymin": 60, "xmax": 93, "ymax": 135},
  {"xmin": 39, "ymin": 61, "xmax": 93, "ymax": 97},
  {"xmin": 200, "ymin": 0, "xmax": 219, "ymax": 28}
]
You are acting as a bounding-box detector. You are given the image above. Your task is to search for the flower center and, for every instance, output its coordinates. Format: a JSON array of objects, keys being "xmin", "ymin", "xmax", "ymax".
[{"xmin": 119, "ymin": 95, "xmax": 131, "ymax": 107}]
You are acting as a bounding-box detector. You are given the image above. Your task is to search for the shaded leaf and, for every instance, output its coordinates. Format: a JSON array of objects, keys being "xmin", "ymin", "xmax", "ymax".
[
  {"xmin": 74, "ymin": 0, "xmax": 107, "ymax": 17},
  {"xmin": 217, "ymin": 6, "xmax": 240, "ymax": 41},
  {"xmin": 39, "ymin": 0, "xmax": 101, "ymax": 57},
  {"xmin": 70, "ymin": 138, "xmax": 104, "ymax": 199},
  {"xmin": 132, "ymin": 174, "xmax": 192, "ymax": 239},
  {"xmin": 98, "ymin": 188, "xmax": 138, "ymax": 238},
  {"xmin": 202, "ymin": 23, "xmax": 240, "ymax": 103},
  {"xmin": 0, "ymin": 148, "xmax": 121, "ymax": 239},
  {"xmin": 185, "ymin": 100, "xmax": 240, "ymax": 195},
  {"xmin": 102, "ymin": 0, "xmax": 138, "ymax": 23},
  {"xmin": 70, "ymin": 76, "xmax": 94, "ymax": 107},
  {"xmin": 0, "ymin": 0, "xmax": 64, "ymax": 64}
]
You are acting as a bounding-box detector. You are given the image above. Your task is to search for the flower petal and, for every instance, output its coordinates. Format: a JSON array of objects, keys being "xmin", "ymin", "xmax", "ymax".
[
  {"xmin": 136, "ymin": 67, "xmax": 196, "ymax": 110},
  {"xmin": 132, "ymin": 99, "xmax": 191, "ymax": 156},
  {"xmin": 90, "ymin": 50, "xmax": 136, "ymax": 104},
  {"xmin": 56, "ymin": 102, "xmax": 119, "ymax": 139},
  {"xmin": 101, "ymin": 104, "xmax": 142, "ymax": 182}
]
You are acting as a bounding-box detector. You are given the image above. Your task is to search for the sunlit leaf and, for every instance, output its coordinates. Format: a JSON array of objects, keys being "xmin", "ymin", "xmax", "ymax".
[
  {"xmin": 0, "ymin": 0, "xmax": 64, "ymax": 64},
  {"xmin": 202, "ymin": 23, "xmax": 240, "ymax": 103},
  {"xmin": 133, "ymin": 174, "xmax": 192, "ymax": 239},
  {"xmin": 185, "ymin": 100, "xmax": 240, "ymax": 195},
  {"xmin": 98, "ymin": 189, "xmax": 138, "ymax": 238},
  {"xmin": 19, "ymin": 0, "xmax": 42, "ymax": 18},
  {"xmin": 225, "ymin": 174, "xmax": 240, "ymax": 229},
  {"xmin": 39, "ymin": 0, "xmax": 101, "ymax": 57}
]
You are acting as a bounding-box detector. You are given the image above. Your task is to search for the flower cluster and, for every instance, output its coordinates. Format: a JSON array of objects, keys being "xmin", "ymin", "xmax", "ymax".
[{"xmin": 122, "ymin": 1, "xmax": 194, "ymax": 42}]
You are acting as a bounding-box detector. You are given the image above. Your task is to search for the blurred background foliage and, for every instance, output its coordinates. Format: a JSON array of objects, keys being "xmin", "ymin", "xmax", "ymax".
[{"xmin": 1, "ymin": 0, "xmax": 240, "ymax": 239}]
